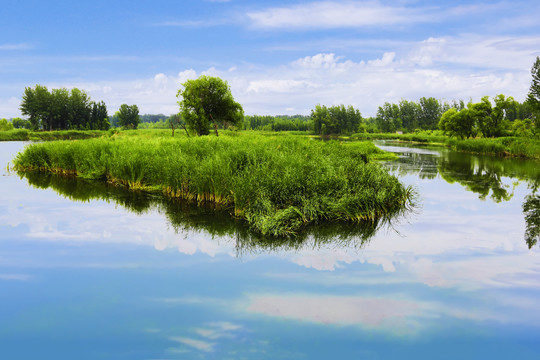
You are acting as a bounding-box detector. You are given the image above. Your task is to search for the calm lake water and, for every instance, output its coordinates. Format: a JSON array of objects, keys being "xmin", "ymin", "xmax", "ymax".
[{"xmin": 1, "ymin": 140, "xmax": 539, "ymax": 359}]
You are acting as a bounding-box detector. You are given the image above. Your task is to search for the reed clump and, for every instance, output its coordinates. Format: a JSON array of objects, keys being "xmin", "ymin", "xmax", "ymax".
[{"xmin": 13, "ymin": 133, "xmax": 413, "ymax": 236}]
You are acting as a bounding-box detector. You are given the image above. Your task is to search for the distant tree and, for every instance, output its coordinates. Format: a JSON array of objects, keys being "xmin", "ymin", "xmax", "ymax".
[
  {"xmin": 470, "ymin": 95, "xmax": 515, "ymax": 137},
  {"xmin": 177, "ymin": 76, "xmax": 244, "ymax": 136},
  {"xmin": 418, "ymin": 97, "xmax": 442, "ymax": 130},
  {"xmin": 117, "ymin": 104, "xmax": 140, "ymax": 129},
  {"xmin": 469, "ymin": 96, "xmax": 493, "ymax": 137},
  {"xmin": 439, "ymin": 108, "xmax": 476, "ymax": 139},
  {"xmin": 20, "ymin": 85, "xmax": 108, "ymax": 131},
  {"xmin": 398, "ymin": 99, "xmax": 420, "ymax": 131},
  {"xmin": 11, "ymin": 117, "xmax": 31, "ymax": 129},
  {"xmin": 50, "ymin": 88, "xmax": 69, "ymax": 130},
  {"xmin": 68, "ymin": 88, "xmax": 92, "ymax": 129},
  {"xmin": 0, "ymin": 118, "xmax": 14, "ymax": 131},
  {"xmin": 310, "ymin": 104, "xmax": 362, "ymax": 135},
  {"xmin": 90, "ymin": 101, "xmax": 110, "ymax": 130},
  {"xmin": 20, "ymin": 84, "xmax": 50, "ymax": 130},
  {"xmin": 376, "ymin": 102, "xmax": 401, "ymax": 133}
]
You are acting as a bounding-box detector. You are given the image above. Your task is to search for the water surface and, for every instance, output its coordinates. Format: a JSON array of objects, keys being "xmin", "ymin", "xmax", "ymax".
[{"xmin": 1, "ymin": 141, "xmax": 539, "ymax": 359}]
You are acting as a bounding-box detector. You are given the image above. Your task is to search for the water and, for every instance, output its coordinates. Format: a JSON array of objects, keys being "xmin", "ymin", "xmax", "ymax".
[{"xmin": 1, "ymin": 141, "xmax": 539, "ymax": 359}]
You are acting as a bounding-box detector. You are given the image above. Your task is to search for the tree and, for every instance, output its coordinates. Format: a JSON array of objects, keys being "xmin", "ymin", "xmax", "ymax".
[
  {"xmin": 117, "ymin": 104, "xmax": 140, "ymax": 129},
  {"xmin": 90, "ymin": 101, "xmax": 110, "ymax": 130},
  {"xmin": 439, "ymin": 107, "xmax": 476, "ymax": 139},
  {"xmin": 177, "ymin": 76, "xmax": 244, "ymax": 136},
  {"xmin": 0, "ymin": 118, "xmax": 14, "ymax": 131},
  {"xmin": 418, "ymin": 97, "xmax": 441, "ymax": 130},
  {"xmin": 11, "ymin": 117, "xmax": 31, "ymax": 129},
  {"xmin": 526, "ymin": 56, "xmax": 540, "ymax": 130},
  {"xmin": 376, "ymin": 102, "xmax": 401, "ymax": 133},
  {"xmin": 19, "ymin": 85, "xmax": 109, "ymax": 131},
  {"xmin": 399, "ymin": 99, "xmax": 420, "ymax": 131},
  {"xmin": 20, "ymin": 84, "xmax": 50, "ymax": 130}
]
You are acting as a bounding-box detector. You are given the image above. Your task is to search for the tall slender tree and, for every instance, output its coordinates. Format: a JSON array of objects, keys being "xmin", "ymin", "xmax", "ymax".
[{"xmin": 526, "ymin": 56, "xmax": 540, "ymax": 131}]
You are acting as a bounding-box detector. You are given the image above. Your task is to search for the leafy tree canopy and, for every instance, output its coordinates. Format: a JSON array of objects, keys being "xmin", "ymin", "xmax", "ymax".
[
  {"xmin": 117, "ymin": 104, "xmax": 140, "ymax": 129},
  {"xmin": 177, "ymin": 76, "xmax": 244, "ymax": 136},
  {"xmin": 19, "ymin": 85, "xmax": 110, "ymax": 131}
]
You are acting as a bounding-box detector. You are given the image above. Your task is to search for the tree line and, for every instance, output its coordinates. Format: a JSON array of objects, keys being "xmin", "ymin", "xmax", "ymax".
[
  {"xmin": 20, "ymin": 85, "xmax": 110, "ymax": 131},
  {"xmin": 7, "ymin": 56, "xmax": 540, "ymax": 137},
  {"xmin": 438, "ymin": 95, "xmax": 536, "ymax": 138},
  {"xmin": 243, "ymin": 115, "xmax": 311, "ymax": 132}
]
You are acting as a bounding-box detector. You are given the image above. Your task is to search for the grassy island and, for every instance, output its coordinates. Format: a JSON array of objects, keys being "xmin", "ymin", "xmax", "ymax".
[{"xmin": 13, "ymin": 132, "xmax": 413, "ymax": 237}]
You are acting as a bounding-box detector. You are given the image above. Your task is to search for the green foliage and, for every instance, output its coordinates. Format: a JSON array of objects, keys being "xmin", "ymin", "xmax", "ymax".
[
  {"xmin": 177, "ymin": 76, "xmax": 244, "ymax": 136},
  {"xmin": 417, "ymin": 97, "xmax": 442, "ymax": 130},
  {"xmin": 117, "ymin": 104, "xmax": 140, "ymax": 129},
  {"xmin": 0, "ymin": 118, "xmax": 14, "ymax": 131},
  {"xmin": 439, "ymin": 107, "xmax": 477, "ymax": 139},
  {"xmin": 440, "ymin": 95, "xmax": 522, "ymax": 139},
  {"xmin": 376, "ymin": 102, "xmax": 402, "ymax": 133},
  {"xmin": 11, "ymin": 117, "xmax": 31, "ymax": 129},
  {"xmin": 526, "ymin": 56, "xmax": 540, "ymax": 131},
  {"xmin": 244, "ymin": 115, "xmax": 311, "ymax": 132},
  {"xmin": 13, "ymin": 132, "xmax": 413, "ymax": 237},
  {"xmin": 311, "ymin": 104, "xmax": 362, "ymax": 135},
  {"xmin": 19, "ymin": 85, "xmax": 110, "ymax": 131}
]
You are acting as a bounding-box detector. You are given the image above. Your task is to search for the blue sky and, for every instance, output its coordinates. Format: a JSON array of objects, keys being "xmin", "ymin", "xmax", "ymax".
[{"xmin": 1, "ymin": 0, "xmax": 539, "ymax": 118}]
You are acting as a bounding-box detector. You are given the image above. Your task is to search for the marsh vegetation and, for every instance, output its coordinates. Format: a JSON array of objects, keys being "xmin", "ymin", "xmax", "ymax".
[{"xmin": 13, "ymin": 132, "xmax": 413, "ymax": 237}]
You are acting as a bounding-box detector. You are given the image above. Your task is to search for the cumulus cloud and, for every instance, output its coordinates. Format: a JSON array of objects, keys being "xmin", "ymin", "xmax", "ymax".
[{"xmin": 2, "ymin": 33, "xmax": 534, "ymax": 118}]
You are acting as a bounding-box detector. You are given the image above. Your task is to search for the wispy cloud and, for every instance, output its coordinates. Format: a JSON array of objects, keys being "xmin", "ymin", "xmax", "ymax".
[
  {"xmin": 246, "ymin": 1, "xmax": 435, "ymax": 29},
  {"xmin": 0, "ymin": 43, "xmax": 31, "ymax": 51},
  {"xmin": 194, "ymin": 322, "xmax": 242, "ymax": 340},
  {"xmin": 246, "ymin": 293, "xmax": 421, "ymax": 330},
  {"xmin": 169, "ymin": 336, "xmax": 216, "ymax": 352},
  {"xmin": 0, "ymin": 274, "xmax": 31, "ymax": 281}
]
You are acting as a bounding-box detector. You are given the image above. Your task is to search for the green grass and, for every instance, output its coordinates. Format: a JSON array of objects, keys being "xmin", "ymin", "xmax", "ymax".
[
  {"xmin": 351, "ymin": 131, "xmax": 540, "ymax": 159},
  {"xmin": 0, "ymin": 129, "xmax": 107, "ymax": 141},
  {"xmin": 13, "ymin": 132, "xmax": 413, "ymax": 237}
]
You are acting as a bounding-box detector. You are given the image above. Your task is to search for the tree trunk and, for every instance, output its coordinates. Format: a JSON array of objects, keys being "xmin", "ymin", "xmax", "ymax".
[{"xmin": 209, "ymin": 114, "xmax": 219, "ymax": 136}]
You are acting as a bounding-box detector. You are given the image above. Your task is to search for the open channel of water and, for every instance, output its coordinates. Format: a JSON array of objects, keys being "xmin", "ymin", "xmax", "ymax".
[{"xmin": 1, "ymin": 140, "xmax": 539, "ymax": 359}]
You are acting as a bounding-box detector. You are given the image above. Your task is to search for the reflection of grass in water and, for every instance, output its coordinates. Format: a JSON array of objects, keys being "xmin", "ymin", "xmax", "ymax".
[
  {"xmin": 18, "ymin": 170, "xmax": 411, "ymax": 253},
  {"xmin": 13, "ymin": 133, "xmax": 413, "ymax": 237}
]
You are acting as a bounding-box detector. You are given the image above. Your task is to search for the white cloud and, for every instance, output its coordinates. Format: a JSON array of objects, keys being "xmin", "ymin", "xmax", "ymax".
[
  {"xmin": 247, "ymin": 79, "xmax": 314, "ymax": 93},
  {"xmin": 3, "ymin": 33, "xmax": 535, "ymax": 118},
  {"xmin": 247, "ymin": 1, "xmax": 433, "ymax": 29},
  {"xmin": 194, "ymin": 322, "xmax": 242, "ymax": 340},
  {"xmin": 0, "ymin": 274, "xmax": 31, "ymax": 281},
  {"xmin": 169, "ymin": 336, "xmax": 215, "ymax": 352},
  {"xmin": 178, "ymin": 69, "xmax": 197, "ymax": 84},
  {"xmin": 0, "ymin": 43, "xmax": 31, "ymax": 51},
  {"xmin": 246, "ymin": 293, "xmax": 421, "ymax": 329}
]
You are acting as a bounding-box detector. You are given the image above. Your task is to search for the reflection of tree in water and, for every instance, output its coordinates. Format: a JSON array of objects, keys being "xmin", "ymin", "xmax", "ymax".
[
  {"xmin": 523, "ymin": 194, "xmax": 540, "ymax": 249},
  {"xmin": 381, "ymin": 144, "xmax": 540, "ymax": 248},
  {"xmin": 437, "ymin": 151, "xmax": 516, "ymax": 202},
  {"xmin": 382, "ymin": 152, "xmax": 438, "ymax": 180},
  {"xmin": 18, "ymin": 170, "xmax": 407, "ymax": 254}
]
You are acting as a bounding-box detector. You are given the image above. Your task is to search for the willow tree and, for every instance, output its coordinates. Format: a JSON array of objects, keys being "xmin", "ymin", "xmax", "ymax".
[{"xmin": 177, "ymin": 76, "xmax": 243, "ymax": 136}]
